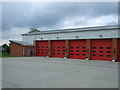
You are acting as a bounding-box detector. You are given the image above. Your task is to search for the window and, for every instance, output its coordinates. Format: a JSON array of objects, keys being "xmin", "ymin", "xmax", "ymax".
[
  {"xmin": 92, "ymin": 47, "xmax": 96, "ymax": 49},
  {"xmin": 42, "ymin": 46, "xmax": 44, "ymax": 48},
  {"xmin": 62, "ymin": 50, "xmax": 66, "ymax": 51},
  {"xmin": 37, "ymin": 49, "xmax": 40, "ymax": 51},
  {"xmin": 107, "ymin": 47, "xmax": 111, "ymax": 49},
  {"xmin": 92, "ymin": 51, "xmax": 96, "ymax": 52},
  {"xmin": 92, "ymin": 54, "xmax": 96, "ymax": 56},
  {"xmin": 37, "ymin": 52, "xmax": 40, "ymax": 54},
  {"xmin": 107, "ymin": 51, "xmax": 111, "ymax": 53},
  {"xmin": 53, "ymin": 53, "xmax": 55, "ymax": 54},
  {"xmin": 82, "ymin": 47, "xmax": 86, "ymax": 49},
  {"xmin": 82, "ymin": 50, "xmax": 86, "ymax": 52},
  {"xmin": 107, "ymin": 55, "xmax": 111, "ymax": 57},
  {"xmin": 62, "ymin": 53, "xmax": 65, "ymax": 55},
  {"xmin": 46, "ymin": 46, "xmax": 48, "ymax": 48},
  {"xmin": 71, "ymin": 50, "xmax": 74, "ymax": 52},
  {"xmin": 76, "ymin": 54, "xmax": 79, "ymax": 55},
  {"xmin": 58, "ymin": 47, "xmax": 60, "ymax": 48},
  {"xmin": 76, "ymin": 50, "xmax": 79, "ymax": 52},
  {"xmin": 70, "ymin": 53, "xmax": 73, "ymax": 55},
  {"xmin": 46, "ymin": 52, "xmax": 48, "ymax": 54},
  {"xmin": 53, "ymin": 50, "xmax": 55, "ymax": 51},
  {"xmin": 82, "ymin": 54, "xmax": 85, "ymax": 56},
  {"xmin": 70, "ymin": 47, "xmax": 73, "ymax": 48},
  {"xmin": 99, "ymin": 55, "xmax": 103, "ymax": 56},
  {"xmin": 76, "ymin": 47, "xmax": 79, "ymax": 48},
  {"xmin": 57, "ymin": 53, "xmax": 60, "ymax": 54},
  {"xmin": 57, "ymin": 50, "xmax": 60, "ymax": 51},
  {"xmin": 42, "ymin": 49, "xmax": 44, "ymax": 51},
  {"xmin": 63, "ymin": 47, "xmax": 65, "ymax": 48},
  {"xmin": 99, "ymin": 47, "xmax": 103, "ymax": 49},
  {"xmin": 99, "ymin": 51, "xmax": 103, "ymax": 53}
]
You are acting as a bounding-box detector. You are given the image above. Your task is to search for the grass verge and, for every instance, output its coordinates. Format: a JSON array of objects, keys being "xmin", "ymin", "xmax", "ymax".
[{"xmin": 0, "ymin": 52, "xmax": 18, "ymax": 57}]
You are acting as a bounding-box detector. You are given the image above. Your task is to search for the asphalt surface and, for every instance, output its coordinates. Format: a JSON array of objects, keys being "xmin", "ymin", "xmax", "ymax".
[{"xmin": 2, "ymin": 57, "xmax": 118, "ymax": 88}]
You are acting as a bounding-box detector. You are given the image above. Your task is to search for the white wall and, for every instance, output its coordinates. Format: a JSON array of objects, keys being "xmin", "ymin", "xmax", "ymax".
[
  {"xmin": 118, "ymin": 29, "xmax": 120, "ymax": 38},
  {"xmin": 22, "ymin": 29, "xmax": 119, "ymax": 45}
]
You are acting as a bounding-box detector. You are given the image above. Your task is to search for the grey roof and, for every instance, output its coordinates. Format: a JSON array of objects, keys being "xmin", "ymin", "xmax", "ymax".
[
  {"xmin": 9, "ymin": 40, "xmax": 33, "ymax": 46},
  {"xmin": 22, "ymin": 25, "xmax": 119, "ymax": 36}
]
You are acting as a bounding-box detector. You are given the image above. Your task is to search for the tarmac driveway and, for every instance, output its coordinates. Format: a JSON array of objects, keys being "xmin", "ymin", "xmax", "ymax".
[{"xmin": 2, "ymin": 57, "xmax": 118, "ymax": 88}]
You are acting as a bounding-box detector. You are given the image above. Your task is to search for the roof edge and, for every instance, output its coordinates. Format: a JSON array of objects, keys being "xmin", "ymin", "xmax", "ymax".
[
  {"xmin": 22, "ymin": 25, "xmax": 119, "ymax": 36},
  {"xmin": 9, "ymin": 40, "xmax": 34, "ymax": 46}
]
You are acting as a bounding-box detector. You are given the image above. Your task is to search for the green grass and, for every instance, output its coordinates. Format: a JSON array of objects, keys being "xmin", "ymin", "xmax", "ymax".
[
  {"xmin": 0, "ymin": 52, "xmax": 2, "ymax": 57},
  {"xmin": 0, "ymin": 52, "xmax": 18, "ymax": 57},
  {"xmin": 2, "ymin": 52, "xmax": 11, "ymax": 57}
]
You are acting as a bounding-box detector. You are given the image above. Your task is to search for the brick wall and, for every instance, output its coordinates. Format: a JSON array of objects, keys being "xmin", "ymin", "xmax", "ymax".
[
  {"xmin": 10, "ymin": 42, "xmax": 23, "ymax": 56},
  {"xmin": 10, "ymin": 42, "xmax": 34, "ymax": 56},
  {"xmin": 118, "ymin": 38, "xmax": 120, "ymax": 61}
]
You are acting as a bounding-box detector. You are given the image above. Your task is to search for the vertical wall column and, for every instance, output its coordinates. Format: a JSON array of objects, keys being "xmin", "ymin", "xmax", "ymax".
[
  {"xmin": 33, "ymin": 40, "xmax": 37, "ymax": 56},
  {"xmin": 48, "ymin": 40, "xmax": 52, "ymax": 57},
  {"xmin": 86, "ymin": 39, "xmax": 91, "ymax": 59},
  {"xmin": 65, "ymin": 40, "xmax": 69, "ymax": 58},
  {"xmin": 112, "ymin": 38, "xmax": 117, "ymax": 60}
]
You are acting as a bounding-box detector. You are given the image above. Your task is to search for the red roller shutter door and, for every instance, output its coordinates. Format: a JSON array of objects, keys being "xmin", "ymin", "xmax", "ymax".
[
  {"xmin": 51, "ymin": 40, "xmax": 65, "ymax": 58},
  {"xmin": 69, "ymin": 40, "xmax": 86, "ymax": 59},
  {"xmin": 36, "ymin": 41, "xmax": 48, "ymax": 56},
  {"xmin": 118, "ymin": 39, "xmax": 120, "ymax": 61},
  {"xmin": 91, "ymin": 39, "xmax": 112, "ymax": 61}
]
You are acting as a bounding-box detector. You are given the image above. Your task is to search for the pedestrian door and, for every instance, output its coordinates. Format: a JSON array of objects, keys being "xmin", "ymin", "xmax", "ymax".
[
  {"xmin": 27, "ymin": 48, "xmax": 31, "ymax": 56},
  {"xmin": 69, "ymin": 40, "xmax": 86, "ymax": 59},
  {"xmin": 51, "ymin": 40, "xmax": 65, "ymax": 58},
  {"xmin": 91, "ymin": 39, "xmax": 112, "ymax": 61},
  {"xmin": 36, "ymin": 41, "xmax": 48, "ymax": 56}
]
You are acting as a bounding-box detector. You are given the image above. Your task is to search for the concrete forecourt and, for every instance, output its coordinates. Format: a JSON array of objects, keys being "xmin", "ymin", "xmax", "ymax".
[{"xmin": 2, "ymin": 57, "xmax": 118, "ymax": 88}]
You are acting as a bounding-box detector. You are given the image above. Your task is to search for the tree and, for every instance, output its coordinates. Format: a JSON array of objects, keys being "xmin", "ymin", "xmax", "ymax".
[
  {"xmin": 28, "ymin": 28, "xmax": 40, "ymax": 33},
  {"xmin": 2, "ymin": 44, "xmax": 10, "ymax": 53}
]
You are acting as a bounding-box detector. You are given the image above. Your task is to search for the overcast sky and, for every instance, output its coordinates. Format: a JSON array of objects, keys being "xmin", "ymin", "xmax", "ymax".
[{"xmin": 2, "ymin": 2, "xmax": 118, "ymax": 45}]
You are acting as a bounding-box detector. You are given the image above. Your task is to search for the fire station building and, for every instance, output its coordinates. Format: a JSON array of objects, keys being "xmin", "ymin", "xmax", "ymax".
[{"xmin": 9, "ymin": 25, "xmax": 120, "ymax": 62}]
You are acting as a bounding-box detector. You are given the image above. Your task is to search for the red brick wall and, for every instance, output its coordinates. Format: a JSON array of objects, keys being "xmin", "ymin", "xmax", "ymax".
[
  {"xmin": 117, "ymin": 38, "xmax": 120, "ymax": 61},
  {"xmin": 10, "ymin": 42, "xmax": 23, "ymax": 56},
  {"xmin": 10, "ymin": 42, "xmax": 34, "ymax": 56}
]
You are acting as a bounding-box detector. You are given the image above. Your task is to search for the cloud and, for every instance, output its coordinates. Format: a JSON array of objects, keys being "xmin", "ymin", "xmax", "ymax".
[
  {"xmin": 1, "ymin": 2, "xmax": 118, "ymax": 45},
  {"xmin": 2, "ymin": 2, "xmax": 118, "ymax": 30},
  {"xmin": 2, "ymin": 27, "xmax": 28, "ymax": 45},
  {"xmin": 2, "ymin": 27, "xmax": 28, "ymax": 39},
  {"xmin": 53, "ymin": 14, "xmax": 117, "ymax": 29}
]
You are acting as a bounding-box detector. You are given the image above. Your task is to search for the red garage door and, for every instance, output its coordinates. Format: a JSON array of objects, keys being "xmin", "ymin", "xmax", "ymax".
[
  {"xmin": 51, "ymin": 40, "xmax": 65, "ymax": 58},
  {"xmin": 69, "ymin": 40, "xmax": 86, "ymax": 59},
  {"xmin": 91, "ymin": 39, "xmax": 112, "ymax": 61},
  {"xmin": 36, "ymin": 41, "xmax": 48, "ymax": 56},
  {"xmin": 118, "ymin": 39, "xmax": 120, "ymax": 61}
]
